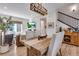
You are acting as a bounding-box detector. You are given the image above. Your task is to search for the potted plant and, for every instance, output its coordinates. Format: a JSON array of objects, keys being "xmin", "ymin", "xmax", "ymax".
[{"xmin": 0, "ymin": 16, "xmax": 12, "ymax": 53}]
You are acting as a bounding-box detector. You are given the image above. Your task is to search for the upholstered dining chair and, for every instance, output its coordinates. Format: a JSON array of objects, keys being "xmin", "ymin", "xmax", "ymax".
[
  {"xmin": 4, "ymin": 31, "xmax": 14, "ymax": 46},
  {"xmin": 47, "ymin": 31, "xmax": 64, "ymax": 56}
]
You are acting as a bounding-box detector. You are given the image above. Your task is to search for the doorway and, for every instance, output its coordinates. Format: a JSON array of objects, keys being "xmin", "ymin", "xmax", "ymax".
[{"xmin": 40, "ymin": 18, "xmax": 47, "ymax": 36}]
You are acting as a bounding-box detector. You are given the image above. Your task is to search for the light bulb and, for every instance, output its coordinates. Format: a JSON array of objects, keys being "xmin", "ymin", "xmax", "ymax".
[{"xmin": 71, "ymin": 5, "xmax": 77, "ymax": 12}]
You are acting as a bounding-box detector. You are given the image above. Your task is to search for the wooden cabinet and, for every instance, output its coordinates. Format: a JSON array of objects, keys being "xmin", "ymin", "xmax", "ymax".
[{"xmin": 63, "ymin": 32, "xmax": 79, "ymax": 46}]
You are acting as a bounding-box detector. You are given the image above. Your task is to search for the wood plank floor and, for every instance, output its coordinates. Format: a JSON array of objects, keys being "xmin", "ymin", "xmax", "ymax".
[
  {"xmin": 16, "ymin": 46, "xmax": 26, "ymax": 56},
  {"xmin": 0, "ymin": 43, "xmax": 79, "ymax": 56},
  {"xmin": 61, "ymin": 43, "xmax": 79, "ymax": 56},
  {"xmin": 0, "ymin": 44, "xmax": 16, "ymax": 56}
]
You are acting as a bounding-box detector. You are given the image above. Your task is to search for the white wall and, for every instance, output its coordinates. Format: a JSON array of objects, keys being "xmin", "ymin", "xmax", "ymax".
[
  {"xmin": 30, "ymin": 9, "xmax": 57, "ymax": 37},
  {"xmin": 46, "ymin": 10, "xmax": 57, "ymax": 37},
  {"xmin": 56, "ymin": 21, "xmax": 70, "ymax": 32},
  {"xmin": 32, "ymin": 18, "xmax": 41, "ymax": 31},
  {"xmin": 25, "ymin": 4, "xmax": 58, "ymax": 37}
]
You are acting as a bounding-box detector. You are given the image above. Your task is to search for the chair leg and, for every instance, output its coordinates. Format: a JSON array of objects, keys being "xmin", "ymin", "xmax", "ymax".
[
  {"xmin": 56, "ymin": 48, "xmax": 62, "ymax": 56},
  {"xmin": 59, "ymin": 48, "xmax": 62, "ymax": 56}
]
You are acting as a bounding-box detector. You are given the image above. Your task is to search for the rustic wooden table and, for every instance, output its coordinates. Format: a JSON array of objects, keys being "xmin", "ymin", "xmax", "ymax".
[{"xmin": 20, "ymin": 37, "xmax": 51, "ymax": 56}]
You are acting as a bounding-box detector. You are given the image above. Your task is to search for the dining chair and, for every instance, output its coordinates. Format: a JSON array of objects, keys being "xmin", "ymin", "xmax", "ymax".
[
  {"xmin": 47, "ymin": 31, "xmax": 64, "ymax": 56},
  {"xmin": 5, "ymin": 31, "xmax": 14, "ymax": 46}
]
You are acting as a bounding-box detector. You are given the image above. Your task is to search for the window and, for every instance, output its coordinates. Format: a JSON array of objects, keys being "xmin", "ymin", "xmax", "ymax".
[
  {"xmin": 8, "ymin": 23, "xmax": 22, "ymax": 32},
  {"xmin": 27, "ymin": 21, "xmax": 36, "ymax": 31}
]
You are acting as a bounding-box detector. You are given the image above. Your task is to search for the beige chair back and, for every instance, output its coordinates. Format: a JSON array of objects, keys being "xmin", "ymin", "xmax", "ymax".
[{"xmin": 47, "ymin": 31, "xmax": 64, "ymax": 56}]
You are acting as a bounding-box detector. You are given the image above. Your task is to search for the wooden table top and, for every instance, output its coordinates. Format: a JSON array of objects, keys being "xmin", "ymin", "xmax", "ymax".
[{"xmin": 20, "ymin": 37, "xmax": 51, "ymax": 52}]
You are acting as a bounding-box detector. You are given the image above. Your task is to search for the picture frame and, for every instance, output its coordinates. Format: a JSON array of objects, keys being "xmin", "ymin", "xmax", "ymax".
[{"xmin": 48, "ymin": 22, "xmax": 54, "ymax": 28}]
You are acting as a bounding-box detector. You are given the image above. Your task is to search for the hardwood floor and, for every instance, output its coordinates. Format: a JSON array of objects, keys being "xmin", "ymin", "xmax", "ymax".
[
  {"xmin": 0, "ymin": 43, "xmax": 79, "ymax": 56},
  {"xmin": 16, "ymin": 46, "xmax": 26, "ymax": 56},
  {"xmin": 61, "ymin": 43, "xmax": 79, "ymax": 56},
  {"xmin": 0, "ymin": 44, "xmax": 16, "ymax": 56}
]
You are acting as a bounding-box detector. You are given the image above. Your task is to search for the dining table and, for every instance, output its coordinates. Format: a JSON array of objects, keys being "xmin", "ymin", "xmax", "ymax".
[{"xmin": 20, "ymin": 36, "xmax": 51, "ymax": 56}]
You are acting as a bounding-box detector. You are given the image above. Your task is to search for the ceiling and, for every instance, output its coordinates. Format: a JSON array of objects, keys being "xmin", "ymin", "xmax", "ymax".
[
  {"xmin": 0, "ymin": 3, "xmax": 70, "ymax": 19},
  {"xmin": 58, "ymin": 3, "xmax": 79, "ymax": 19}
]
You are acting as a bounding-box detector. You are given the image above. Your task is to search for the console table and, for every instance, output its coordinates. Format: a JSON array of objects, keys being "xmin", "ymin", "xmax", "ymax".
[{"xmin": 63, "ymin": 32, "xmax": 79, "ymax": 46}]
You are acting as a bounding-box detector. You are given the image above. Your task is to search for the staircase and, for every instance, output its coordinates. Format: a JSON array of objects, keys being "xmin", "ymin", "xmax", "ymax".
[{"xmin": 58, "ymin": 11, "xmax": 79, "ymax": 31}]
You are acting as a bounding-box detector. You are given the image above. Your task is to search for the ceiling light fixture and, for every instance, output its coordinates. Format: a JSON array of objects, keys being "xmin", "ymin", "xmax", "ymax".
[{"xmin": 71, "ymin": 5, "xmax": 77, "ymax": 12}]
